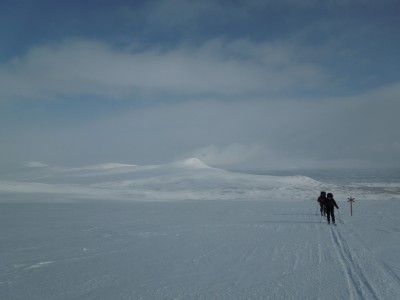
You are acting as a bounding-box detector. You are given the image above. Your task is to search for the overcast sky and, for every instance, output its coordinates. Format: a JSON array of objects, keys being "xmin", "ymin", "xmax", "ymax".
[{"xmin": 1, "ymin": 0, "xmax": 399, "ymax": 170}]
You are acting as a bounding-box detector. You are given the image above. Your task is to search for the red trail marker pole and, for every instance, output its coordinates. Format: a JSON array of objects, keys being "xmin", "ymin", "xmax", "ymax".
[{"xmin": 347, "ymin": 197, "xmax": 355, "ymax": 216}]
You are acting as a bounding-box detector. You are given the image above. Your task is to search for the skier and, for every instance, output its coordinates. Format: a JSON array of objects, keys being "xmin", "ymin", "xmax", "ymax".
[
  {"xmin": 325, "ymin": 193, "xmax": 339, "ymax": 224},
  {"xmin": 317, "ymin": 191, "xmax": 326, "ymax": 216}
]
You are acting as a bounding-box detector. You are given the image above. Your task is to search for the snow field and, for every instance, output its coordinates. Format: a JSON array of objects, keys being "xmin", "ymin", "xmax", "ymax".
[
  {"xmin": 1, "ymin": 200, "xmax": 400, "ymax": 300},
  {"xmin": 1, "ymin": 159, "xmax": 399, "ymax": 299}
]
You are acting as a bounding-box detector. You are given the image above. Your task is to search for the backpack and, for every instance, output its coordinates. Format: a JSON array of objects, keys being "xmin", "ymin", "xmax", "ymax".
[{"xmin": 325, "ymin": 198, "xmax": 334, "ymax": 209}]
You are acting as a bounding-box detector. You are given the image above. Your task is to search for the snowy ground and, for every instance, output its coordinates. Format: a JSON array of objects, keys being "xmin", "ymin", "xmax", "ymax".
[{"xmin": 1, "ymin": 159, "xmax": 400, "ymax": 299}]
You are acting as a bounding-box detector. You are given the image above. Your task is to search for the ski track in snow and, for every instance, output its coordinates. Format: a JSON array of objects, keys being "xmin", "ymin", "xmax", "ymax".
[
  {"xmin": 330, "ymin": 222, "xmax": 400, "ymax": 300},
  {"xmin": 0, "ymin": 201, "xmax": 400, "ymax": 299}
]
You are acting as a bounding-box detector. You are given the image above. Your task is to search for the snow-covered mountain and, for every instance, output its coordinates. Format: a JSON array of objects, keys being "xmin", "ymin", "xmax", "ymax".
[
  {"xmin": 1, "ymin": 158, "xmax": 399, "ymax": 202},
  {"xmin": 0, "ymin": 158, "xmax": 322, "ymax": 202}
]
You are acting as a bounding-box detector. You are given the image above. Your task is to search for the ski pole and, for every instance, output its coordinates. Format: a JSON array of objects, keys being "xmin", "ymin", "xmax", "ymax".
[{"xmin": 337, "ymin": 208, "xmax": 342, "ymax": 223}]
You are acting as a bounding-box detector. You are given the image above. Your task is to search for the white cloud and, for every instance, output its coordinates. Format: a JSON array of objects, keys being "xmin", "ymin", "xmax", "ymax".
[
  {"xmin": 25, "ymin": 161, "xmax": 48, "ymax": 168},
  {"xmin": 2, "ymin": 77, "xmax": 400, "ymax": 169},
  {"xmin": 186, "ymin": 144, "xmax": 265, "ymax": 166},
  {"xmin": 0, "ymin": 38, "xmax": 327, "ymax": 102},
  {"xmin": 0, "ymin": 32, "xmax": 399, "ymax": 169},
  {"xmin": 1, "ymin": 84, "xmax": 399, "ymax": 169}
]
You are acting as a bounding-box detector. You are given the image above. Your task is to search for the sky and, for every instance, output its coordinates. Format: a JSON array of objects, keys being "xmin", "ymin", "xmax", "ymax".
[{"xmin": 0, "ymin": 0, "xmax": 399, "ymax": 170}]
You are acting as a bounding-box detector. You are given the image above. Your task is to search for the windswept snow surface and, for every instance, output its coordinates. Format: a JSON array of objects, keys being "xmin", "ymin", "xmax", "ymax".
[{"xmin": 1, "ymin": 159, "xmax": 400, "ymax": 299}]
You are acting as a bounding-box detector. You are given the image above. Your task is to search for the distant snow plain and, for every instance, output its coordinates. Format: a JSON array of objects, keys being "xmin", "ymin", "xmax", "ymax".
[{"xmin": 1, "ymin": 158, "xmax": 400, "ymax": 299}]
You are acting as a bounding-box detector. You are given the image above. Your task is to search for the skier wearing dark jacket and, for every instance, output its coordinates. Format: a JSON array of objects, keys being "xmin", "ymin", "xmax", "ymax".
[
  {"xmin": 325, "ymin": 193, "xmax": 339, "ymax": 224},
  {"xmin": 317, "ymin": 191, "xmax": 326, "ymax": 216}
]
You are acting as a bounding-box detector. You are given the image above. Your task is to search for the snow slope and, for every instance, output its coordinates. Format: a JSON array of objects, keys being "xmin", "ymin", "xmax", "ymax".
[
  {"xmin": 0, "ymin": 159, "xmax": 400, "ymax": 299},
  {"xmin": 0, "ymin": 158, "xmax": 324, "ymax": 202}
]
